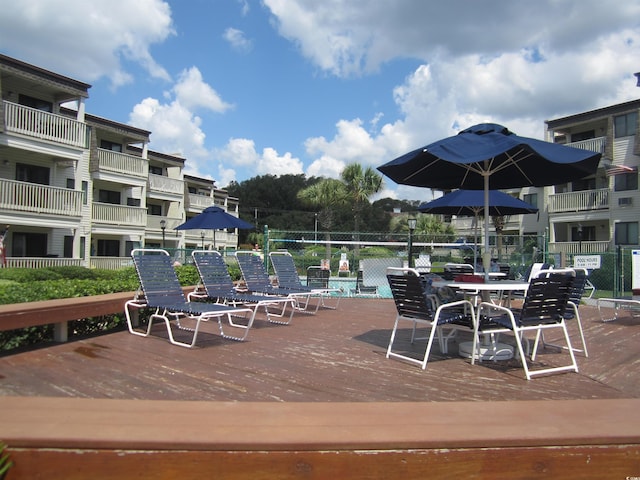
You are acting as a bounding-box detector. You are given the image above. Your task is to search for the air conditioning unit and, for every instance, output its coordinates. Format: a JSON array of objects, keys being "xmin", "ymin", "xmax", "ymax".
[{"xmin": 619, "ymin": 197, "xmax": 633, "ymax": 206}]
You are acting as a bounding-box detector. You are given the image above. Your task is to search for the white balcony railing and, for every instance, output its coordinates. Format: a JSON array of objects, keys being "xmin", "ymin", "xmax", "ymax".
[
  {"xmin": 91, "ymin": 202, "xmax": 147, "ymax": 226},
  {"xmin": 96, "ymin": 148, "xmax": 147, "ymax": 178},
  {"xmin": 148, "ymin": 174, "xmax": 184, "ymax": 195},
  {"xmin": 187, "ymin": 193, "xmax": 214, "ymax": 210},
  {"xmin": 548, "ymin": 240, "xmax": 611, "ymax": 255},
  {"xmin": 566, "ymin": 136, "xmax": 606, "ymax": 153},
  {"xmin": 89, "ymin": 256, "xmax": 133, "ymax": 270},
  {"xmin": 5, "ymin": 257, "xmax": 83, "ymax": 268},
  {"xmin": 0, "ymin": 178, "xmax": 83, "ymax": 216},
  {"xmin": 3, "ymin": 100, "xmax": 89, "ymax": 148},
  {"xmin": 548, "ymin": 188, "xmax": 609, "ymax": 214}
]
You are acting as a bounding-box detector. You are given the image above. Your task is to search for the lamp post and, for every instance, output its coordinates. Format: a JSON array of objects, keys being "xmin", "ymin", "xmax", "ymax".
[
  {"xmin": 577, "ymin": 223, "xmax": 583, "ymax": 253},
  {"xmin": 159, "ymin": 219, "xmax": 166, "ymax": 248},
  {"xmin": 200, "ymin": 230, "xmax": 205, "ymax": 250},
  {"xmin": 408, "ymin": 217, "xmax": 417, "ymax": 269}
]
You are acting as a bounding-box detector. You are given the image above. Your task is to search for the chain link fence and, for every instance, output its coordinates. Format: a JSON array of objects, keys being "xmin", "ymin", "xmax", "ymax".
[{"xmin": 259, "ymin": 229, "xmax": 635, "ymax": 300}]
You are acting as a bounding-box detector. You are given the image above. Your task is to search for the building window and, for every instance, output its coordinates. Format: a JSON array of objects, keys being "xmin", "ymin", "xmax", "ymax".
[
  {"xmin": 522, "ymin": 193, "xmax": 537, "ymax": 208},
  {"xmin": 149, "ymin": 165, "xmax": 163, "ymax": 175},
  {"xmin": 614, "ymin": 172, "xmax": 638, "ymax": 192},
  {"xmin": 147, "ymin": 204, "xmax": 162, "ymax": 216},
  {"xmin": 18, "ymin": 94, "xmax": 52, "ymax": 112},
  {"xmin": 100, "ymin": 140, "xmax": 122, "ymax": 152},
  {"xmin": 64, "ymin": 235, "xmax": 73, "ymax": 258},
  {"xmin": 127, "ymin": 197, "xmax": 141, "ymax": 207},
  {"xmin": 98, "ymin": 189, "xmax": 121, "ymax": 204},
  {"xmin": 11, "ymin": 232, "xmax": 47, "ymax": 257},
  {"xmin": 97, "ymin": 239, "xmax": 120, "ymax": 256},
  {"xmin": 82, "ymin": 181, "xmax": 88, "ymax": 205},
  {"xmin": 16, "ymin": 163, "xmax": 50, "ymax": 185},
  {"xmin": 615, "ymin": 222, "xmax": 638, "ymax": 245},
  {"xmin": 614, "ymin": 112, "xmax": 638, "ymax": 138},
  {"xmin": 66, "ymin": 178, "xmax": 75, "ymax": 189}
]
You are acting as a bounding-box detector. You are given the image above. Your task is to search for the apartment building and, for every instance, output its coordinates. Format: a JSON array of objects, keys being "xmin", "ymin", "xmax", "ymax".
[
  {"xmin": 0, "ymin": 53, "xmax": 241, "ymax": 269},
  {"xmin": 545, "ymin": 99, "xmax": 639, "ymax": 255},
  {"xmin": 446, "ymin": 100, "xmax": 639, "ymax": 258}
]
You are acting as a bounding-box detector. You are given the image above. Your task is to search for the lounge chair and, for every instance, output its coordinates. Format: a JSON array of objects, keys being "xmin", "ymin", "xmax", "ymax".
[
  {"xmin": 269, "ymin": 251, "xmax": 341, "ymax": 309},
  {"xmin": 125, "ymin": 249, "xmax": 253, "ymax": 347},
  {"xmin": 189, "ymin": 250, "xmax": 297, "ymax": 325},
  {"xmin": 476, "ymin": 269, "xmax": 579, "ymax": 380},
  {"xmin": 386, "ymin": 267, "xmax": 476, "ymax": 369},
  {"xmin": 350, "ymin": 269, "xmax": 380, "ymax": 297},
  {"xmin": 235, "ymin": 251, "xmax": 321, "ymax": 314}
]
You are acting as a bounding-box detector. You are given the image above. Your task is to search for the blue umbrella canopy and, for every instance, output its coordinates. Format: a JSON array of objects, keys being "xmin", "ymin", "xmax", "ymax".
[
  {"xmin": 175, "ymin": 206, "xmax": 254, "ymax": 231},
  {"xmin": 378, "ymin": 123, "xmax": 601, "ymax": 190},
  {"xmin": 418, "ymin": 189, "xmax": 538, "ymax": 268},
  {"xmin": 418, "ymin": 189, "xmax": 538, "ymax": 217},
  {"xmin": 378, "ymin": 123, "xmax": 600, "ymax": 276}
]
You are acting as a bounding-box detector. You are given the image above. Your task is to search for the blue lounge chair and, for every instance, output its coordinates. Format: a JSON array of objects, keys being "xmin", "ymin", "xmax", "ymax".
[
  {"xmin": 125, "ymin": 249, "xmax": 253, "ymax": 347},
  {"xmin": 269, "ymin": 251, "xmax": 341, "ymax": 309},
  {"xmin": 235, "ymin": 251, "xmax": 321, "ymax": 313},
  {"xmin": 190, "ymin": 250, "xmax": 296, "ymax": 325}
]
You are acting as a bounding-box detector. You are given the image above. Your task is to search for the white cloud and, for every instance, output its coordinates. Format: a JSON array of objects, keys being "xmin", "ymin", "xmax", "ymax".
[
  {"xmin": 214, "ymin": 138, "xmax": 305, "ymax": 186},
  {"xmin": 0, "ymin": 0, "xmax": 174, "ymax": 88},
  {"xmin": 173, "ymin": 67, "xmax": 233, "ymax": 113},
  {"xmin": 223, "ymin": 27, "xmax": 253, "ymax": 53}
]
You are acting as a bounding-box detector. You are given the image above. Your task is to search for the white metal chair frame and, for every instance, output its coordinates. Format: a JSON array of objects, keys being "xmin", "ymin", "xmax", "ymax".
[{"xmin": 125, "ymin": 249, "xmax": 253, "ymax": 347}]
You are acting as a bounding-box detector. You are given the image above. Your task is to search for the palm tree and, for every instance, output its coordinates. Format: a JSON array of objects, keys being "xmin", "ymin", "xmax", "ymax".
[
  {"xmin": 340, "ymin": 163, "xmax": 383, "ymax": 257},
  {"xmin": 297, "ymin": 178, "xmax": 348, "ymax": 262}
]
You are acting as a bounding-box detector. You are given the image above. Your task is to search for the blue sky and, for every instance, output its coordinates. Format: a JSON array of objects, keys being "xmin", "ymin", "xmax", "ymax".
[{"xmin": 1, "ymin": 0, "xmax": 640, "ymax": 201}]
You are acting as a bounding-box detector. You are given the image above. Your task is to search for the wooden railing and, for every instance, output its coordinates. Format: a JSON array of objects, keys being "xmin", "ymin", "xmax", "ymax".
[
  {"xmin": 96, "ymin": 148, "xmax": 147, "ymax": 177},
  {"xmin": 3, "ymin": 100, "xmax": 88, "ymax": 148},
  {"xmin": 0, "ymin": 178, "xmax": 83, "ymax": 216},
  {"xmin": 91, "ymin": 202, "xmax": 147, "ymax": 226},
  {"xmin": 548, "ymin": 188, "xmax": 609, "ymax": 213},
  {"xmin": 4, "ymin": 257, "xmax": 83, "ymax": 268}
]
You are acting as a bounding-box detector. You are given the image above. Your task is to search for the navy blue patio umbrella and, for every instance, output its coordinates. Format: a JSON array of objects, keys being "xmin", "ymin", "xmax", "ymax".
[
  {"xmin": 418, "ymin": 189, "xmax": 538, "ymax": 268},
  {"xmin": 175, "ymin": 206, "xmax": 254, "ymax": 248},
  {"xmin": 378, "ymin": 123, "xmax": 601, "ymax": 276}
]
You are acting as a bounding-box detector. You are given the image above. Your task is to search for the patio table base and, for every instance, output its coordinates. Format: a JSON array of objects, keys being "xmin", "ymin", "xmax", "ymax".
[{"xmin": 458, "ymin": 341, "xmax": 513, "ymax": 361}]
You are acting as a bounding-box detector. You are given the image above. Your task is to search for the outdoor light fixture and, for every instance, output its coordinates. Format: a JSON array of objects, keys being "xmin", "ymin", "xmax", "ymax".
[
  {"xmin": 408, "ymin": 217, "xmax": 417, "ymax": 268},
  {"xmin": 159, "ymin": 219, "xmax": 166, "ymax": 248},
  {"xmin": 577, "ymin": 223, "xmax": 583, "ymax": 253}
]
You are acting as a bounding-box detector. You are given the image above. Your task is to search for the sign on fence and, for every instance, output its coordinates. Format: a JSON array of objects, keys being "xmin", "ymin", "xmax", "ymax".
[
  {"xmin": 574, "ymin": 255, "xmax": 601, "ymax": 270},
  {"xmin": 632, "ymin": 250, "xmax": 640, "ymax": 294}
]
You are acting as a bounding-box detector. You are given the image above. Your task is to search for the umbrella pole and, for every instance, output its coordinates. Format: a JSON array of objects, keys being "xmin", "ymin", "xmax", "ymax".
[{"xmin": 483, "ymin": 175, "xmax": 491, "ymax": 281}]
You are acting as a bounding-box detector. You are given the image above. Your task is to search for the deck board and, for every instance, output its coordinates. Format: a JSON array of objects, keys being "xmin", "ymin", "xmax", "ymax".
[{"xmin": 1, "ymin": 298, "xmax": 639, "ymax": 402}]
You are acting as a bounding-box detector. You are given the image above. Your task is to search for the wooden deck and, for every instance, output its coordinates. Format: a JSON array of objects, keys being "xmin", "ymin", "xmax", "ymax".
[
  {"xmin": 1, "ymin": 297, "xmax": 639, "ymax": 401},
  {"xmin": 2, "ymin": 297, "xmax": 640, "ymax": 479}
]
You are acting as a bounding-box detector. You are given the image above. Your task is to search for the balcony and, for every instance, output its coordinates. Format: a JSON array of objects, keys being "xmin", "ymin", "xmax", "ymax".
[
  {"xmin": 549, "ymin": 240, "xmax": 611, "ymax": 255},
  {"xmin": 91, "ymin": 202, "xmax": 147, "ymax": 227},
  {"xmin": 95, "ymin": 148, "xmax": 147, "ymax": 178},
  {"xmin": 186, "ymin": 193, "xmax": 214, "ymax": 210},
  {"xmin": 548, "ymin": 188, "xmax": 609, "ymax": 214},
  {"xmin": 3, "ymin": 100, "xmax": 89, "ymax": 148},
  {"xmin": 148, "ymin": 173, "xmax": 184, "ymax": 196},
  {"xmin": 0, "ymin": 178, "xmax": 83, "ymax": 216},
  {"xmin": 566, "ymin": 136, "xmax": 606, "ymax": 154}
]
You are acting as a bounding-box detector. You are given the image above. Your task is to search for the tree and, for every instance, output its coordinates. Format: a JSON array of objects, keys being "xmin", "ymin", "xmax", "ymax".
[
  {"xmin": 340, "ymin": 164, "xmax": 383, "ymax": 233},
  {"xmin": 340, "ymin": 163, "xmax": 383, "ymax": 257},
  {"xmin": 297, "ymin": 178, "xmax": 348, "ymax": 261}
]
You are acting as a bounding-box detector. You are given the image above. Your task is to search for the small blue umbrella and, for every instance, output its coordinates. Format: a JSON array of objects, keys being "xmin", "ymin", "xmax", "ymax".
[
  {"xmin": 418, "ymin": 189, "xmax": 538, "ymax": 267},
  {"xmin": 175, "ymin": 206, "xmax": 254, "ymax": 248}
]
